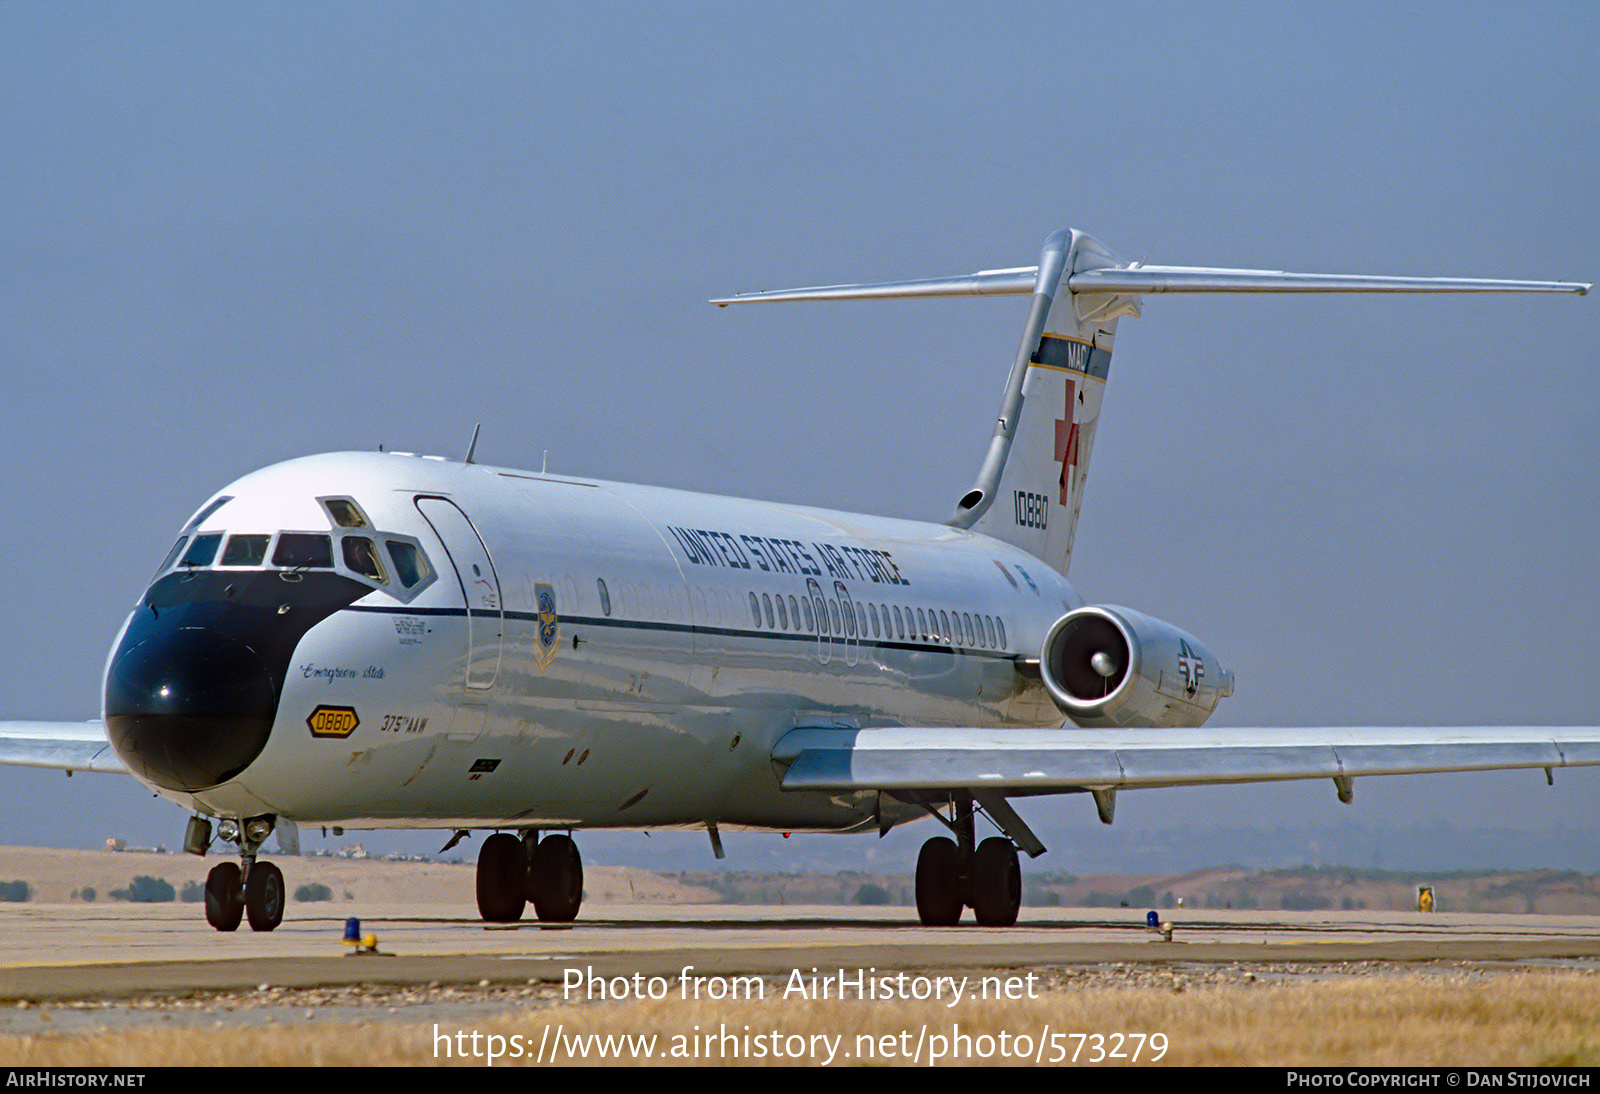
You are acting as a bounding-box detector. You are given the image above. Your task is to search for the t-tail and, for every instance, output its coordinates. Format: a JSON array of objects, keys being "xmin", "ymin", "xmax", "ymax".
[{"xmin": 714, "ymin": 229, "xmax": 1587, "ymax": 575}]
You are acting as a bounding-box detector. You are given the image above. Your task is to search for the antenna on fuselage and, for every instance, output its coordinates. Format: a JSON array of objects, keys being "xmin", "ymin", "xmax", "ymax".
[{"xmin": 463, "ymin": 423, "xmax": 481, "ymax": 465}]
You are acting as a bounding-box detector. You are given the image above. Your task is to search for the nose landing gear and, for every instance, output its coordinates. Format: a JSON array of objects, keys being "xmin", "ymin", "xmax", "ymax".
[
  {"xmin": 199, "ymin": 814, "xmax": 285, "ymax": 932},
  {"xmin": 204, "ymin": 861, "xmax": 243, "ymax": 931},
  {"xmin": 245, "ymin": 861, "xmax": 285, "ymax": 931}
]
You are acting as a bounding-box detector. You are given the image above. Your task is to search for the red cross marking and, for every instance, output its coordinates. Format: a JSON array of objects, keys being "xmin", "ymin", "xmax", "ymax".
[{"xmin": 1053, "ymin": 377, "xmax": 1078, "ymax": 506}]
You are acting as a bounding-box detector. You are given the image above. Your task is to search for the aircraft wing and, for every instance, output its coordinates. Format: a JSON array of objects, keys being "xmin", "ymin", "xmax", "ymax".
[
  {"xmin": 0, "ymin": 720, "xmax": 126, "ymax": 774},
  {"xmin": 773, "ymin": 724, "xmax": 1600, "ymax": 794}
]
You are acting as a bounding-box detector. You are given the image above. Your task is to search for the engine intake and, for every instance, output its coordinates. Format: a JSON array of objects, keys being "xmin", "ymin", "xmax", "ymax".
[{"xmin": 1040, "ymin": 605, "xmax": 1234, "ymax": 729}]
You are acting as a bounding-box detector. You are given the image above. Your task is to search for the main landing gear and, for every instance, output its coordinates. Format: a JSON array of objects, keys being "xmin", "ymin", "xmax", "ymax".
[
  {"xmin": 476, "ymin": 830, "xmax": 584, "ymax": 923},
  {"xmin": 194, "ymin": 815, "xmax": 285, "ymax": 932},
  {"xmin": 914, "ymin": 795, "xmax": 1021, "ymax": 927}
]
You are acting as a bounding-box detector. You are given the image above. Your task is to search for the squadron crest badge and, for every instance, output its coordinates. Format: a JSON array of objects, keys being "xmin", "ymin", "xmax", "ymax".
[{"xmin": 534, "ymin": 583, "xmax": 559, "ymax": 671}]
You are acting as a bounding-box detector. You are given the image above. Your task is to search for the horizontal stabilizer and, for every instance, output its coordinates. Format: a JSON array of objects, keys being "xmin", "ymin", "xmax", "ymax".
[
  {"xmin": 0, "ymin": 720, "xmax": 125, "ymax": 774},
  {"xmin": 772, "ymin": 725, "xmax": 1600, "ymax": 794},
  {"xmin": 1067, "ymin": 266, "xmax": 1589, "ymax": 295},
  {"xmin": 714, "ymin": 250, "xmax": 1589, "ymax": 305},
  {"xmin": 712, "ymin": 267, "xmax": 1037, "ymax": 304}
]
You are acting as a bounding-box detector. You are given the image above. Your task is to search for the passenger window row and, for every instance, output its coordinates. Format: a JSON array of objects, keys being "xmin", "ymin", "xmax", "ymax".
[{"xmin": 746, "ymin": 589, "xmax": 1007, "ymax": 651}]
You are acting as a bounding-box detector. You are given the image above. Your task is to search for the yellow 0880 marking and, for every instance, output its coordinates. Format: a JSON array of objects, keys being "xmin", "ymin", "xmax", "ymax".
[{"xmin": 307, "ymin": 705, "xmax": 359, "ymax": 738}]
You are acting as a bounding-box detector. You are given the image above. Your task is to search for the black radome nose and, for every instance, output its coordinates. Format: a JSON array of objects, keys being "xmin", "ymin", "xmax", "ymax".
[
  {"xmin": 105, "ymin": 625, "xmax": 278, "ymax": 792},
  {"xmin": 103, "ymin": 565, "xmax": 373, "ymax": 790}
]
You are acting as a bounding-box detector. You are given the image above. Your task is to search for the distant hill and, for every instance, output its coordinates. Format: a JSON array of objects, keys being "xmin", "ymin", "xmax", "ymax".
[
  {"xmin": 668, "ymin": 865, "xmax": 1600, "ymax": 914},
  {"xmin": 1033, "ymin": 865, "xmax": 1600, "ymax": 914}
]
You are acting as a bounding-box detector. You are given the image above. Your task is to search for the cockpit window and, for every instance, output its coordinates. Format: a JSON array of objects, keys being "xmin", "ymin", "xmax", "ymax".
[
  {"xmin": 157, "ymin": 537, "xmax": 189, "ymax": 575},
  {"xmin": 181, "ymin": 534, "xmax": 222, "ymax": 567},
  {"xmin": 342, "ymin": 536, "xmax": 386, "ymax": 582},
  {"xmin": 272, "ymin": 533, "xmax": 333, "ymax": 568},
  {"xmin": 385, "ymin": 540, "xmax": 431, "ymax": 588},
  {"xmin": 321, "ymin": 498, "xmax": 369, "ymax": 528},
  {"xmin": 221, "ymin": 534, "xmax": 271, "ymax": 567}
]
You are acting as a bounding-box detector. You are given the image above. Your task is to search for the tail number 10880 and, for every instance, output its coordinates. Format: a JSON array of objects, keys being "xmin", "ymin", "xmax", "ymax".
[{"xmin": 1014, "ymin": 490, "xmax": 1048, "ymax": 530}]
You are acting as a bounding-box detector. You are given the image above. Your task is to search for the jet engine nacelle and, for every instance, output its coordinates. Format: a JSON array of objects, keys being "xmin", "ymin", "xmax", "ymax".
[{"xmin": 1040, "ymin": 605, "xmax": 1234, "ymax": 729}]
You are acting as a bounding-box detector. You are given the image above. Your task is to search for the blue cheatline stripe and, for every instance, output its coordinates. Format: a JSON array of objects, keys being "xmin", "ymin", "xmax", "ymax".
[
  {"xmin": 1032, "ymin": 335, "xmax": 1112, "ymax": 379},
  {"xmin": 340, "ymin": 603, "xmax": 1021, "ymax": 662}
]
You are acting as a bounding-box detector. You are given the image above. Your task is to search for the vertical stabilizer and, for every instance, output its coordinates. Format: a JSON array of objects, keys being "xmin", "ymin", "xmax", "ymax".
[{"xmin": 952, "ymin": 230, "xmax": 1136, "ymax": 576}]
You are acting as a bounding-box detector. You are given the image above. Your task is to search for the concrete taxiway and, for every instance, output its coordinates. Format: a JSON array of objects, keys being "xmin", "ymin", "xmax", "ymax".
[{"xmin": 0, "ymin": 903, "xmax": 1596, "ymax": 1006}]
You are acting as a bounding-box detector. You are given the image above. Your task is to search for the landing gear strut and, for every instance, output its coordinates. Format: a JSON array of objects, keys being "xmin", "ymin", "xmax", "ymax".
[
  {"xmin": 202, "ymin": 814, "xmax": 285, "ymax": 932},
  {"xmin": 914, "ymin": 795, "xmax": 1021, "ymax": 927},
  {"xmin": 475, "ymin": 830, "xmax": 585, "ymax": 924}
]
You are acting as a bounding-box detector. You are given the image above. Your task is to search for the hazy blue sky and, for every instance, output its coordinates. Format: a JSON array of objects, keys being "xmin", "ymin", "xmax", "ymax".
[{"xmin": 1, "ymin": 3, "xmax": 1595, "ymax": 870}]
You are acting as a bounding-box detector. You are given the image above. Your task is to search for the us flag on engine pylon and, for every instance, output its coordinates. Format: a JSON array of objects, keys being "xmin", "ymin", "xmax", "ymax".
[{"xmin": 1178, "ymin": 639, "xmax": 1204, "ymax": 696}]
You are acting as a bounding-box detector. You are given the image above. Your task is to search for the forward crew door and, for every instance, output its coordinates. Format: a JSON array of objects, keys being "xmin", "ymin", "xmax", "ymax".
[{"xmin": 416, "ymin": 496, "xmax": 503, "ymax": 689}]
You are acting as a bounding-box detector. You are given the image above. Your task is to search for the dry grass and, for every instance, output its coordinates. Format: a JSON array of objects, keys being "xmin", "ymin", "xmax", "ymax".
[{"xmin": 1, "ymin": 968, "xmax": 1595, "ymax": 1066}]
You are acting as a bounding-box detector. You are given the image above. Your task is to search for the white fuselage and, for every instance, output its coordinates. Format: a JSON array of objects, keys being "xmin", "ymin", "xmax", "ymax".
[{"xmin": 119, "ymin": 451, "xmax": 1080, "ymax": 834}]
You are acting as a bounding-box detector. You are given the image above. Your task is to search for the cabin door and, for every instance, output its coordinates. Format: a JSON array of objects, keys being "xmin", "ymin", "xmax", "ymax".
[{"xmin": 415, "ymin": 496, "xmax": 504, "ymax": 690}]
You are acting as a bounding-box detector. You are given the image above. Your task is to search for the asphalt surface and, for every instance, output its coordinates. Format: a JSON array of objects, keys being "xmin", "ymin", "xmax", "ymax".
[{"xmin": 0, "ymin": 902, "xmax": 1596, "ymax": 1025}]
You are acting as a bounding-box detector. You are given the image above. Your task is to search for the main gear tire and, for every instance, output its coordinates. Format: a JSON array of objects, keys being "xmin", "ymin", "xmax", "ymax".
[
  {"xmin": 915, "ymin": 836, "xmax": 964, "ymax": 927},
  {"xmin": 971, "ymin": 837, "xmax": 1021, "ymax": 927},
  {"xmin": 476, "ymin": 832, "xmax": 528, "ymax": 923},
  {"xmin": 531, "ymin": 834, "xmax": 583, "ymax": 922}
]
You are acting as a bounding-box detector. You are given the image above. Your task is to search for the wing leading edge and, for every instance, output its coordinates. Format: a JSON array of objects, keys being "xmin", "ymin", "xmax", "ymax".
[
  {"xmin": 0, "ymin": 721, "xmax": 126, "ymax": 774},
  {"xmin": 773, "ymin": 725, "xmax": 1600, "ymax": 794}
]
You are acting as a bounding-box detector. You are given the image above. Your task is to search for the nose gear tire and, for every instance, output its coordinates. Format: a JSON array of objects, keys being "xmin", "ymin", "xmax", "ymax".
[
  {"xmin": 245, "ymin": 861, "xmax": 285, "ymax": 932},
  {"xmin": 205, "ymin": 862, "xmax": 243, "ymax": 932}
]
